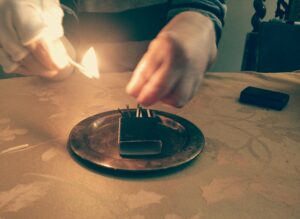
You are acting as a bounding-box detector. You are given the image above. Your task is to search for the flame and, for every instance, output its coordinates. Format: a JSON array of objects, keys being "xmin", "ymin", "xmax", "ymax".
[{"xmin": 81, "ymin": 47, "xmax": 100, "ymax": 79}]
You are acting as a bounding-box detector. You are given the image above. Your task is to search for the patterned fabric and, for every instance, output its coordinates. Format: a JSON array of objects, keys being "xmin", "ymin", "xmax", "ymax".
[{"xmin": 0, "ymin": 72, "xmax": 299, "ymax": 218}]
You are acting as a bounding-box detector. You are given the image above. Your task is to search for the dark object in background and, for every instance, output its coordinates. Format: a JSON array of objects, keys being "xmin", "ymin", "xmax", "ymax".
[
  {"xmin": 257, "ymin": 21, "xmax": 300, "ymax": 72},
  {"xmin": 239, "ymin": 86, "xmax": 290, "ymax": 110},
  {"xmin": 242, "ymin": 0, "xmax": 300, "ymax": 72},
  {"xmin": 242, "ymin": 21, "xmax": 300, "ymax": 72},
  {"xmin": 118, "ymin": 107, "xmax": 162, "ymax": 157},
  {"xmin": 288, "ymin": 0, "xmax": 300, "ymax": 23}
]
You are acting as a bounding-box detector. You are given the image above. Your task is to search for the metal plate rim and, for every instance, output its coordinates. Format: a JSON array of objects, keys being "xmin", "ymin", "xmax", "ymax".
[{"xmin": 68, "ymin": 110, "xmax": 205, "ymax": 172}]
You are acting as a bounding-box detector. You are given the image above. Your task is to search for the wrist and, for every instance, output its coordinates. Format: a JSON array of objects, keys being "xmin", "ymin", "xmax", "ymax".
[{"xmin": 160, "ymin": 11, "xmax": 217, "ymax": 71}]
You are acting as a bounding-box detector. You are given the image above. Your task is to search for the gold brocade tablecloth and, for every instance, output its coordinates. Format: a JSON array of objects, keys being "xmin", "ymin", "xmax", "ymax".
[{"xmin": 0, "ymin": 72, "xmax": 299, "ymax": 219}]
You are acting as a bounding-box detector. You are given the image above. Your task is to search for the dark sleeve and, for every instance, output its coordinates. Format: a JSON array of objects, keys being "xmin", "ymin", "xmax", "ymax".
[{"xmin": 167, "ymin": 0, "xmax": 227, "ymax": 44}]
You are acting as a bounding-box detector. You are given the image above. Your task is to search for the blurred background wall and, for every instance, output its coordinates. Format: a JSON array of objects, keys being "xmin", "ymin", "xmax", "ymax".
[{"xmin": 210, "ymin": 0, "xmax": 277, "ymax": 72}]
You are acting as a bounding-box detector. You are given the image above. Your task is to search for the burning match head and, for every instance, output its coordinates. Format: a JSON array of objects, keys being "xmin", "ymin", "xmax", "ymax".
[{"xmin": 81, "ymin": 47, "xmax": 99, "ymax": 79}]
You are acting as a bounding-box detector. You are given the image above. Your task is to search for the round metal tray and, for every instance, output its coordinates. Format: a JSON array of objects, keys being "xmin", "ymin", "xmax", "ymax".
[{"xmin": 68, "ymin": 110, "xmax": 205, "ymax": 172}]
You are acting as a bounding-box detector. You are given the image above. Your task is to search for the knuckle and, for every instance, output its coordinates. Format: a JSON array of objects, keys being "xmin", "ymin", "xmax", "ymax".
[
  {"xmin": 153, "ymin": 32, "xmax": 176, "ymax": 53},
  {"xmin": 148, "ymin": 39, "xmax": 159, "ymax": 51},
  {"xmin": 158, "ymin": 32, "xmax": 175, "ymax": 43}
]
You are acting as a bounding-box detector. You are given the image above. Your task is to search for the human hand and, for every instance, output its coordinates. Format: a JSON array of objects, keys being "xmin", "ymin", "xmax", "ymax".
[
  {"xmin": 0, "ymin": 0, "xmax": 71, "ymax": 79},
  {"xmin": 126, "ymin": 12, "xmax": 217, "ymax": 107}
]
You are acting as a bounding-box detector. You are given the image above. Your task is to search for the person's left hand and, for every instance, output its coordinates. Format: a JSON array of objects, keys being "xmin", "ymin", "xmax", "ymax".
[
  {"xmin": 0, "ymin": 0, "xmax": 73, "ymax": 80},
  {"xmin": 126, "ymin": 12, "xmax": 217, "ymax": 108}
]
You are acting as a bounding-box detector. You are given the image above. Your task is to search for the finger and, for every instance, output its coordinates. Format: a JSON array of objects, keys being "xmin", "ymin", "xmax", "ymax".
[
  {"xmin": 136, "ymin": 62, "xmax": 181, "ymax": 106},
  {"xmin": 13, "ymin": 2, "xmax": 47, "ymax": 45},
  {"xmin": 46, "ymin": 39, "xmax": 69, "ymax": 69},
  {"xmin": 13, "ymin": 1, "xmax": 64, "ymax": 69},
  {"xmin": 13, "ymin": 66, "xmax": 32, "ymax": 76},
  {"xmin": 20, "ymin": 53, "xmax": 59, "ymax": 78},
  {"xmin": 30, "ymin": 38, "xmax": 69, "ymax": 71},
  {"xmin": 40, "ymin": 2, "xmax": 64, "ymax": 42},
  {"xmin": 0, "ymin": 47, "xmax": 19, "ymax": 73},
  {"xmin": 0, "ymin": 12, "xmax": 29, "ymax": 62},
  {"xmin": 161, "ymin": 74, "xmax": 196, "ymax": 108},
  {"xmin": 126, "ymin": 50, "xmax": 163, "ymax": 97},
  {"xmin": 27, "ymin": 40, "xmax": 59, "ymax": 70}
]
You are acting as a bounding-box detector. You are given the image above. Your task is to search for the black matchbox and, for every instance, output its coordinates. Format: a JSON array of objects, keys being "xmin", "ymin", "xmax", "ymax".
[{"xmin": 118, "ymin": 116, "xmax": 162, "ymax": 157}]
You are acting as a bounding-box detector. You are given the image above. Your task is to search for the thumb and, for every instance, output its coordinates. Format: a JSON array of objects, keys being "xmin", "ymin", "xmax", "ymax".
[{"xmin": 28, "ymin": 38, "xmax": 69, "ymax": 70}]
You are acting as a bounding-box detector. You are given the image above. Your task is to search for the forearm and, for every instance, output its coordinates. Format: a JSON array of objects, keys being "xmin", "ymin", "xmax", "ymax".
[{"xmin": 159, "ymin": 11, "xmax": 217, "ymax": 71}]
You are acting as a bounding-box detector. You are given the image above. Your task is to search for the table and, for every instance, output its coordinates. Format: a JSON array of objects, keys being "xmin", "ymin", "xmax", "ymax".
[{"xmin": 0, "ymin": 72, "xmax": 299, "ymax": 219}]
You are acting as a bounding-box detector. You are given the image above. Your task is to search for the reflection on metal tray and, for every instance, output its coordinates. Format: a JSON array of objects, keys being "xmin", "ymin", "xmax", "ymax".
[{"xmin": 68, "ymin": 110, "xmax": 205, "ymax": 172}]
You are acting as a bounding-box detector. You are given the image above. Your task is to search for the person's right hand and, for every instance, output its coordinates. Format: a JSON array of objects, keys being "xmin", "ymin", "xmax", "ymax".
[
  {"xmin": 126, "ymin": 11, "xmax": 217, "ymax": 107},
  {"xmin": 0, "ymin": 0, "xmax": 71, "ymax": 79}
]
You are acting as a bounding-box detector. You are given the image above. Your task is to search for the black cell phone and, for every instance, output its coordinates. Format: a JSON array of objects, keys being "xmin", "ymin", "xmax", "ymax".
[{"xmin": 239, "ymin": 86, "xmax": 290, "ymax": 110}]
